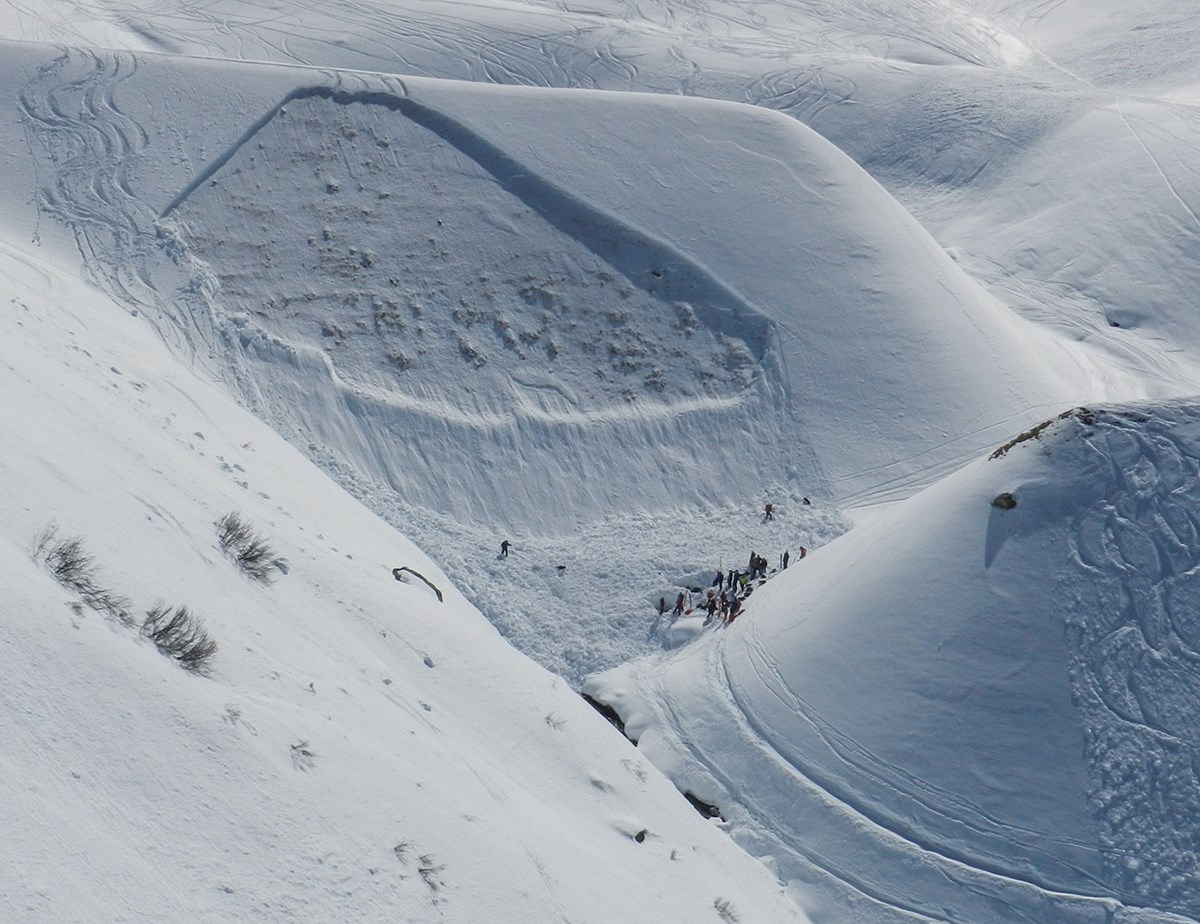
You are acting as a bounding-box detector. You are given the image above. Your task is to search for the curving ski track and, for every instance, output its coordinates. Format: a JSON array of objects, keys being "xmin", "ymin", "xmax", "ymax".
[
  {"xmin": 18, "ymin": 45, "xmax": 217, "ymax": 359},
  {"xmin": 640, "ymin": 628, "xmax": 1123, "ymax": 923}
]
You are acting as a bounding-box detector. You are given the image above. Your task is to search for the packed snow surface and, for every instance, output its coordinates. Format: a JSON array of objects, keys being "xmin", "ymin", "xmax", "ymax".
[{"xmin": 4, "ymin": 0, "xmax": 1200, "ymax": 922}]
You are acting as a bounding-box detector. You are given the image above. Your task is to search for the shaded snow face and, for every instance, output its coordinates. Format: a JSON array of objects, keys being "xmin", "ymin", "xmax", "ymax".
[
  {"xmin": 865, "ymin": 404, "xmax": 1200, "ymax": 918},
  {"xmin": 176, "ymin": 93, "xmax": 767, "ymax": 413}
]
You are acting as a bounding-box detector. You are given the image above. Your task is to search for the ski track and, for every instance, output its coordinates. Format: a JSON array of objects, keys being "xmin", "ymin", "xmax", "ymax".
[
  {"xmin": 637, "ymin": 622, "xmax": 1117, "ymax": 924},
  {"xmin": 18, "ymin": 45, "xmax": 218, "ymax": 360},
  {"xmin": 733, "ymin": 628, "xmax": 1107, "ymax": 890},
  {"xmin": 1112, "ymin": 99, "xmax": 1200, "ymax": 237},
  {"xmin": 4, "ymin": 0, "xmax": 1037, "ymax": 105}
]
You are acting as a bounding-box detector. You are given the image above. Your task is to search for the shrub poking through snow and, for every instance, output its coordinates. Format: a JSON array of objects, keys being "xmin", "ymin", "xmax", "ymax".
[
  {"xmin": 33, "ymin": 524, "xmax": 91, "ymax": 588},
  {"xmin": 417, "ymin": 855, "xmax": 445, "ymax": 897},
  {"xmin": 713, "ymin": 897, "xmax": 740, "ymax": 923},
  {"xmin": 216, "ymin": 512, "xmax": 278, "ymax": 583},
  {"xmin": 290, "ymin": 740, "xmax": 315, "ymax": 771},
  {"xmin": 141, "ymin": 602, "xmax": 218, "ymax": 673},
  {"xmin": 989, "ymin": 406, "xmax": 1097, "ymax": 460},
  {"xmin": 33, "ymin": 523, "xmax": 132, "ymax": 624}
]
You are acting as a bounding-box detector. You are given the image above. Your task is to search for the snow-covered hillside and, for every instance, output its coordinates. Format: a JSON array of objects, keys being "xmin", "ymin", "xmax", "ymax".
[
  {"xmin": 5, "ymin": 0, "xmax": 1200, "ymax": 922},
  {"xmin": 8, "ymin": 0, "xmax": 1200, "ymax": 396},
  {"xmin": 0, "ymin": 228, "xmax": 807, "ymax": 922},
  {"xmin": 5, "ymin": 38, "xmax": 1098, "ymax": 680},
  {"xmin": 591, "ymin": 402, "xmax": 1200, "ymax": 922},
  {"xmin": 9, "ymin": 41, "xmax": 1089, "ymax": 515}
]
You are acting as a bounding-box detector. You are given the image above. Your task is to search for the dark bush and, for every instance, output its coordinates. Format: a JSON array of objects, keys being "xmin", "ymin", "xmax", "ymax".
[
  {"xmin": 141, "ymin": 602, "xmax": 218, "ymax": 673},
  {"xmin": 33, "ymin": 524, "xmax": 132, "ymax": 624},
  {"xmin": 417, "ymin": 855, "xmax": 445, "ymax": 896},
  {"xmin": 216, "ymin": 512, "xmax": 278, "ymax": 583}
]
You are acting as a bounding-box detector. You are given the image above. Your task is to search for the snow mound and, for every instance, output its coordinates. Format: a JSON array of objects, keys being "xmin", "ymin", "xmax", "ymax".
[{"xmin": 589, "ymin": 400, "xmax": 1200, "ymax": 922}]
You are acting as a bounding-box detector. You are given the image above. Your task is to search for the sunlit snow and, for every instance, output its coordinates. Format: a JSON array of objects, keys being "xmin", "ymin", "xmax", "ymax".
[{"xmin": 5, "ymin": 0, "xmax": 1200, "ymax": 921}]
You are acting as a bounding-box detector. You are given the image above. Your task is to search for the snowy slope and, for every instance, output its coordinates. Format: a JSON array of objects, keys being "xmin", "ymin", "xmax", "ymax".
[
  {"xmin": 166, "ymin": 76, "xmax": 1085, "ymax": 514},
  {"xmin": 590, "ymin": 402, "xmax": 1200, "ymax": 922},
  {"xmin": 2, "ymin": 39, "xmax": 1097, "ymax": 684},
  {"xmin": 5, "ymin": 2, "xmax": 1200, "ymax": 923},
  {"xmin": 6, "ymin": 0, "xmax": 1200, "ymax": 399},
  {"xmin": 0, "ymin": 227, "xmax": 808, "ymax": 922},
  {"xmin": 7, "ymin": 42, "xmax": 1087, "ymax": 517}
]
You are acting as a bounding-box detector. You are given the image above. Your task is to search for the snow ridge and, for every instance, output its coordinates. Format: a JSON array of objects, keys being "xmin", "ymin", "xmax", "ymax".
[{"xmin": 396, "ymin": 96, "xmax": 774, "ymax": 356}]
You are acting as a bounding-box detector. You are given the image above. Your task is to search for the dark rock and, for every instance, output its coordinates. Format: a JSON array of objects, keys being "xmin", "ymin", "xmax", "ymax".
[
  {"xmin": 581, "ymin": 693, "xmax": 635, "ymax": 743},
  {"xmin": 683, "ymin": 791, "xmax": 723, "ymax": 820},
  {"xmin": 991, "ymin": 492, "xmax": 1017, "ymax": 510}
]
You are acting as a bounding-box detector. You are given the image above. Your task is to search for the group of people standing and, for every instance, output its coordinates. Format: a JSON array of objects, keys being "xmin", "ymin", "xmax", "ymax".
[
  {"xmin": 662, "ymin": 586, "xmax": 744, "ymax": 624},
  {"xmin": 657, "ymin": 545, "xmax": 807, "ymax": 626},
  {"xmin": 498, "ymin": 500, "xmax": 813, "ymax": 630}
]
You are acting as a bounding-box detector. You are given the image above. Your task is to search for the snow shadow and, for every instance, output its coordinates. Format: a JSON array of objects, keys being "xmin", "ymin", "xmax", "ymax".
[{"xmin": 395, "ymin": 97, "xmax": 771, "ymax": 356}]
